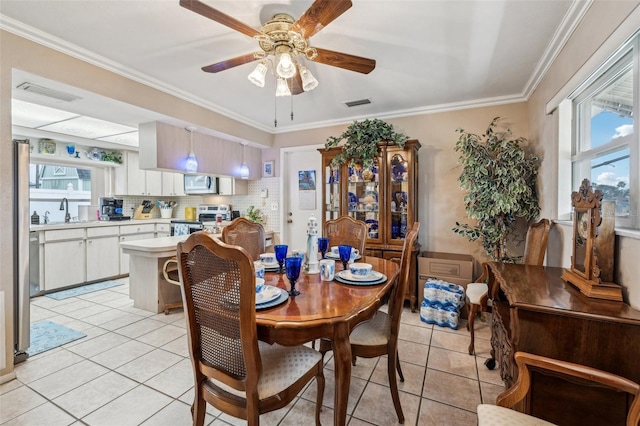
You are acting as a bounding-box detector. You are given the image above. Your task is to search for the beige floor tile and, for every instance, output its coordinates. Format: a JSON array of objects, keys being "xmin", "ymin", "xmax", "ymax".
[
  {"xmin": 82, "ymin": 308, "xmax": 131, "ymax": 326},
  {"xmin": 279, "ymin": 396, "xmax": 335, "ymax": 426},
  {"xmin": 52, "ymin": 371, "xmax": 137, "ymax": 418},
  {"xmin": 66, "ymin": 331, "xmax": 130, "ymax": 358},
  {"xmin": 418, "ymin": 397, "xmax": 478, "ymax": 426},
  {"xmin": 178, "ymin": 387, "xmax": 222, "ymax": 417},
  {"xmin": 352, "ymin": 381, "xmax": 421, "ymax": 425},
  {"xmin": 116, "ymin": 304, "xmax": 157, "ymax": 317},
  {"xmin": 63, "ymin": 325, "xmax": 108, "ymax": 345},
  {"xmin": 55, "ymin": 318, "xmax": 97, "ymax": 332},
  {"xmin": 2, "ymin": 400, "xmax": 76, "ymax": 426},
  {"xmin": 400, "ymin": 309, "xmax": 431, "ymax": 328},
  {"xmin": 82, "ymin": 385, "xmax": 172, "ymax": 426},
  {"xmin": 369, "ymin": 360, "xmax": 424, "ymax": 396},
  {"xmin": 476, "ymin": 356, "xmax": 503, "ymax": 386},
  {"xmin": 114, "ymin": 318, "xmax": 169, "ymax": 339},
  {"xmin": 78, "ymin": 289, "xmax": 126, "ymax": 303},
  {"xmin": 29, "ymin": 305, "xmax": 58, "ymax": 322},
  {"xmin": 0, "ymin": 385, "xmax": 47, "ymax": 423},
  {"xmin": 0, "ymin": 378, "xmax": 23, "ymax": 395},
  {"xmin": 431, "ymin": 328, "xmax": 472, "ymax": 353},
  {"xmin": 144, "ymin": 358, "xmax": 194, "ymax": 398},
  {"xmin": 427, "ymin": 347, "xmax": 478, "ymax": 380},
  {"xmin": 137, "ymin": 324, "xmax": 186, "ymax": 347},
  {"xmin": 90, "ymin": 340, "xmax": 155, "ymax": 369},
  {"xmin": 100, "ymin": 312, "xmax": 147, "ymax": 331},
  {"xmin": 30, "ymin": 295, "xmax": 76, "ymax": 309},
  {"xmin": 348, "ymin": 355, "xmax": 379, "ymax": 380},
  {"xmin": 64, "ymin": 304, "xmax": 113, "ymax": 320},
  {"xmin": 302, "ymin": 372, "xmax": 367, "ymax": 415},
  {"xmin": 160, "ymin": 335, "xmax": 190, "ymax": 357},
  {"xmin": 423, "ymin": 369, "xmax": 481, "ymax": 412},
  {"xmin": 141, "ymin": 399, "xmax": 215, "ymax": 425},
  {"xmin": 397, "ymin": 339, "xmax": 430, "ymax": 366},
  {"xmin": 14, "ymin": 349, "xmax": 84, "ymax": 384},
  {"xmin": 101, "ymin": 294, "xmax": 136, "ymax": 308},
  {"xmin": 398, "ymin": 322, "xmax": 432, "ymax": 345},
  {"xmin": 480, "ymin": 380, "xmax": 504, "ymax": 405},
  {"xmin": 116, "ymin": 349, "xmax": 183, "ymax": 383},
  {"xmin": 47, "ymin": 299, "xmax": 95, "ymax": 315},
  {"xmin": 474, "ymin": 335, "xmax": 494, "ymax": 358},
  {"xmin": 150, "ymin": 311, "xmax": 185, "ymax": 324},
  {"xmin": 28, "ymin": 359, "xmax": 110, "ymax": 400},
  {"xmin": 347, "ymin": 417, "xmax": 376, "ymax": 425}
]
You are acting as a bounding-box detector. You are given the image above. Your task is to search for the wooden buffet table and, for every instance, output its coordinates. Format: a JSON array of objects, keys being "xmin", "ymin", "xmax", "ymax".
[
  {"xmin": 258, "ymin": 256, "xmax": 399, "ymax": 426},
  {"xmin": 486, "ymin": 262, "xmax": 640, "ymax": 425}
]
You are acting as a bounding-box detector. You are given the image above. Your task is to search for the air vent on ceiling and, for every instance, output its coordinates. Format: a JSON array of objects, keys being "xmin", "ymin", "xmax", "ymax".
[
  {"xmin": 16, "ymin": 82, "xmax": 81, "ymax": 102},
  {"xmin": 344, "ymin": 98, "xmax": 371, "ymax": 108}
]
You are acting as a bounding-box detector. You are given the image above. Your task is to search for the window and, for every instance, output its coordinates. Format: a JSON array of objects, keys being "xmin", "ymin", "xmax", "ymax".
[
  {"xmin": 571, "ymin": 33, "xmax": 638, "ymax": 229},
  {"xmin": 30, "ymin": 162, "xmax": 92, "ymax": 222}
]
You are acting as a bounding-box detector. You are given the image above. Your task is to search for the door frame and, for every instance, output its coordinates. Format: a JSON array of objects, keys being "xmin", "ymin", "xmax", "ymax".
[{"xmin": 279, "ymin": 144, "xmax": 324, "ymax": 245}]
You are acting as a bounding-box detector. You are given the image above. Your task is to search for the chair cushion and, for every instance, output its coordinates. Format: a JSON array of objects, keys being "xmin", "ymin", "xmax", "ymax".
[
  {"xmin": 466, "ymin": 283, "xmax": 488, "ymax": 304},
  {"xmin": 349, "ymin": 311, "xmax": 390, "ymax": 346},
  {"xmin": 209, "ymin": 341, "xmax": 321, "ymax": 400},
  {"xmin": 477, "ymin": 404, "xmax": 557, "ymax": 426}
]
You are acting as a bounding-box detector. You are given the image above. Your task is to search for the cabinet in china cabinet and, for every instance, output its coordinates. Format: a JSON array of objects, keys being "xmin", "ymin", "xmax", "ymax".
[{"xmin": 319, "ymin": 139, "xmax": 421, "ymax": 311}]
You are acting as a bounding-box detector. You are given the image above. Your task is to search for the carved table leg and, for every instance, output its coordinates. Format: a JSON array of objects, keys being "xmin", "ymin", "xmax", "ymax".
[{"xmin": 332, "ymin": 322, "xmax": 351, "ymax": 426}]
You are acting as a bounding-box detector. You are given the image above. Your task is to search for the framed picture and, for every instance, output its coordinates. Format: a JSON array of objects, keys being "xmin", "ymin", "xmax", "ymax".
[
  {"xmin": 298, "ymin": 170, "xmax": 316, "ymax": 190},
  {"xmin": 263, "ymin": 161, "xmax": 274, "ymax": 178}
]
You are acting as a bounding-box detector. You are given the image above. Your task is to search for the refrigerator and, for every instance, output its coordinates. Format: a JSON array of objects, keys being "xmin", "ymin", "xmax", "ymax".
[{"xmin": 13, "ymin": 139, "xmax": 30, "ymax": 364}]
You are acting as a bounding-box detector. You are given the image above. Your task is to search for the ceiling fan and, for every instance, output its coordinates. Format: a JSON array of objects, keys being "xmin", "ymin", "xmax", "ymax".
[{"xmin": 179, "ymin": 0, "xmax": 376, "ymax": 95}]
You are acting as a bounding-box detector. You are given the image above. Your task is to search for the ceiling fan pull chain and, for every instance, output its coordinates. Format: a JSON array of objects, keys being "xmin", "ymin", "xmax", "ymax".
[
  {"xmin": 274, "ymin": 96, "xmax": 278, "ymax": 128},
  {"xmin": 291, "ymin": 95, "xmax": 294, "ymax": 121}
]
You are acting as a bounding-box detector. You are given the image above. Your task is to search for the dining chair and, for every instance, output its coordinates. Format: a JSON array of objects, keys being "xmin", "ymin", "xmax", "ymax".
[
  {"xmin": 466, "ymin": 218, "xmax": 551, "ymax": 355},
  {"xmin": 161, "ymin": 257, "xmax": 183, "ymax": 315},
  {"xmin": 176, "ymin": 232, "xmax": 324, "ymax": 426},
  {"xmin": 343, "ymin": 221, "xmax": 419, "ymax": 424},
  {"xmin": 477, "ymin": 351, "xmax": 640, "ymax": 426},
  {"xmin": 323, "ymin": 215, "xmax": 367, "ymax": 255},
  {"xmin": 221, "ymin": 217, "xmax": 265, "ymax": 261}
]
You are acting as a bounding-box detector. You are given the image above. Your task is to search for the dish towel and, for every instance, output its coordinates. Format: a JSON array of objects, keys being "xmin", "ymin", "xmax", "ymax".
[{"xmin": 420, "ymin": 279, "xmax": 465, "ymax": 330}]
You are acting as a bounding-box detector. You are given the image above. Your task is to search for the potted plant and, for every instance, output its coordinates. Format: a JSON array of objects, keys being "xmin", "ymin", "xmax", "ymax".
[
  {"xmin": 245, "ymin": 205, "xmax": 265, "ymax": 224},
  {"xmin": 325, "ymin": 118, "xmax": 408, "ymax": 168},
  {"xmin": 452, "ymin": 117, "xmax": 540, "ymax": 262}
]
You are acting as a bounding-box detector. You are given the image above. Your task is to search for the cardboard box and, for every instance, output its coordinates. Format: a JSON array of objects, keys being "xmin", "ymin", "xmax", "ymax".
[{"xmin": 418, "ymin": 251, "xmax": 474, "ymax": 313}]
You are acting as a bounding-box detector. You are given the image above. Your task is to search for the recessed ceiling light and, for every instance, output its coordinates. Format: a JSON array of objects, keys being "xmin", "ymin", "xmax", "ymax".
[{"xmin": 344, "ymin": 98, "xmax": 372, "ymax": 108}]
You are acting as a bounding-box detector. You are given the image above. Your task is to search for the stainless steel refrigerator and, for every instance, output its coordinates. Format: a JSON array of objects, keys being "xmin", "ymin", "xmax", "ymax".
[{"xmin": 13, "ymin": 139, "xmax": 30, "ymax": 364}]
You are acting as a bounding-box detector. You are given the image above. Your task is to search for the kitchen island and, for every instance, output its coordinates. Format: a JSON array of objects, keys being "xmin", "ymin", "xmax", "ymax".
[{"xmin": 120, "ymin": 235, "xmax": 187, "ymax": 313}]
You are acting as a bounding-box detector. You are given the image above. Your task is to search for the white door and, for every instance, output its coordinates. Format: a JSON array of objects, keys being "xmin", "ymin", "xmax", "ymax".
[{"xmin": 281, "ymin": 146, "xmax": 323, "ymax": 249}]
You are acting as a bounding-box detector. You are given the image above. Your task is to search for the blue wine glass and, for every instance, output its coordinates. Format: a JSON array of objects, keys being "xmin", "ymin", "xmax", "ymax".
[
  {"xmin": 338, "ymin": 244, "xmax": 352, "ymax": 271},
  {"xmin": 274, "ymin": 244, "xmax": 288, "ymax": 274},
  {"xmin": 317, "ymin": 237, "xmax": 329, "ymax": 259},
  {"xmin": 285, "ymin": 256, "xmax": 302, "ymax": 296}
]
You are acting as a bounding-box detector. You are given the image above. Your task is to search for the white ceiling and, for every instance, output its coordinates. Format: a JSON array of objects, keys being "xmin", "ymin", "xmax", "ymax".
[{"xmin": 1, "ymin": 0, "xmax": 585, "ymax": 145}]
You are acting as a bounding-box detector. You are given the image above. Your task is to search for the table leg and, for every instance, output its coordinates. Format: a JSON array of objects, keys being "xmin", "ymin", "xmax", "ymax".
[{"xmin": 332, "ymin": 322, "xmax": 351, "ymax": 426}]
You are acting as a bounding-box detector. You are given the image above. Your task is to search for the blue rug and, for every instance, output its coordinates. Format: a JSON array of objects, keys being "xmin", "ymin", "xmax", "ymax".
[
  {"xmin": 45, "ymin": 280, "xmax": 124, "ymax": 300},
  {"xmin": 27, "ymin": 320, "xmax": 86, "ymax": 356}
]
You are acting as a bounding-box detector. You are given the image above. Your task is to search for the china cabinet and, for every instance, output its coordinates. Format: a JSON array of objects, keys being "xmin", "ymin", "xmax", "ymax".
[{"xmin": 319, "ymin": 139, "xmax": 421, "ymax": 310}]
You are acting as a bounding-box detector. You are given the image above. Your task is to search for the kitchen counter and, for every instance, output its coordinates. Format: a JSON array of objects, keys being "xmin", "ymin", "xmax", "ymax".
[{"xmin": 31, "ymin": 218, "xmax": 171, "ymax": 231}]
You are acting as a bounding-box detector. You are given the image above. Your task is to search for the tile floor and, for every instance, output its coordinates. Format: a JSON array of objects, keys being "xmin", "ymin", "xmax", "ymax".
[{"xmin": 1, "ymin": 278, "xmax": 502, "ymax": 425}]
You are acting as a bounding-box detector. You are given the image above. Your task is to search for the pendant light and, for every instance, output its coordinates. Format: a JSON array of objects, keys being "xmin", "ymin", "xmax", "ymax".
[
  {"xmin": 239, "ymin": 142, "xmax": 249, "ymax": 179},
  {"xmin": 185, "ymin": 126, "xmax": 198, "ymax": 173}
]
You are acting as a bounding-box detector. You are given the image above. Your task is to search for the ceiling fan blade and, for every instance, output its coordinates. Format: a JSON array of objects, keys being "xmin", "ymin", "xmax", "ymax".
[
  {"xmin": 288, "ymin": 73, "xmax": 304, "ymax": 95},
  {"xmin": 291, "ymin": 0, "xmax": 352, "ymax": 38},
  {"xmin": 313, "ymin": 48, "xmax": 376, "ymax": 74},
  {"xmin": 180, "ymin": 0, "xmax": 260, "ymax": 38},
  {"xmin": 201, "ymin": 53, "xmax": 259, "ymax": 73}
]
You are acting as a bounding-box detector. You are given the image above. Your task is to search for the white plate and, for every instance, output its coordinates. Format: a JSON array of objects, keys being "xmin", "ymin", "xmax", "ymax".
[
  {"xmin": 337, "ymin": 270, "xmax": 383, "ymax": 282},
  {"xmin": 325, "ymin": 252, "xmax": 362, "ymax": 261},
  {"xmin": 256, "ymin": 285, "xmax": 281, "ymax": 304},
  {"xmin": 260, "ymin": 261, "xmax": 279, "ymax": 268}
]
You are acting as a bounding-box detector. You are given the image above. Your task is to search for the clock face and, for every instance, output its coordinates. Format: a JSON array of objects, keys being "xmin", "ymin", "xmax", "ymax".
[
  {"xmin": 573, "ymin": 209, "xmax": 590, "ymax": 275},
  {"xmin": 578, "ymin": 211, "xmax": 589, "ymax": 239}
]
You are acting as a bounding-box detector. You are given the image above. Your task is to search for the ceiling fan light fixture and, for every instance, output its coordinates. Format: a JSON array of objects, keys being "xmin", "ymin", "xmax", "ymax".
[
  {"xmin": 276, "ymin": 77, "xmax": 291, "ymax": 97},
  {"xmin": 239, "ymin": 142, "xmax": 249, "ymax": 179},
  {"xmin": 276, "ymin": 52, "xmax": 296, "ymax": 79},
  {"xmin": 299, "ymin": 65, "xmax": 319, "ymax": 92},
  {"xmin": 185, "ymin": 126, "xmax": 198, "ymax": 173},
  {"xmin": 248, "ymin": 62, "xmax": 268, "ymax": 87}
]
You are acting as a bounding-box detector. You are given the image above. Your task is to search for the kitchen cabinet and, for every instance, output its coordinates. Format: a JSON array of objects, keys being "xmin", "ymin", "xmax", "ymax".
[
  {"xmin": 115, "ymin": 151, "xmax": 162, "ymax": 196},
  {"xmin": 319, "ymin": 140, "xmax": 421, "ymax": 310},
  {"xmin": 156, "ymin": 222, "xmax": 171, "ymax": 237},
  {"xmin": 86, "ymin": 226, "xmax": 120, "ymax": 281},
  {"xmin": 217, "ymin": 177, "xmax": 248, "ymax": 195},
  {"xmin": 119, "ymin": 223, "xmax": 156, "ymax": 275},
  {"xmin": 162, "ymin": 171, "xmax": 185, "ymax": 196},
  {"xmin": 43, "ymin": 229, "xmax": 86, "ymax": 291}
]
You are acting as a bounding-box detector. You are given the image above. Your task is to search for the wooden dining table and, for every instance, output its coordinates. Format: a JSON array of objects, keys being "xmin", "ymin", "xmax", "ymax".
[{"xmin": 256, "ymin": 256, "xmax": 400, "ymax": 426}]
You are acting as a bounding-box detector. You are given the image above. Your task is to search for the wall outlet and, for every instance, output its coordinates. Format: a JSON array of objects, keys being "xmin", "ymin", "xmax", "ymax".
[{"xmin": 271, "ymin": 202, "xmax": 279, "ymax": 211}]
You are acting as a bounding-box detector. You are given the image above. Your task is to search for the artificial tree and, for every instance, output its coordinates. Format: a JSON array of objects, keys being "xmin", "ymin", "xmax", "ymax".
[
  {"xmin": 452, "ymin": 117, "xmax": 540, "ymax": 262},
  {"xmin": 325, "ymin": 118, "xmax": 408, "ymax": 168}
]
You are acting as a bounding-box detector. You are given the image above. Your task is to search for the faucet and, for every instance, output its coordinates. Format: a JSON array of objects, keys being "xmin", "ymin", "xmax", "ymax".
[
  {"xmin": 44, "ymin": 211, "xmax": 50, "ymax": 224},
  {"xmin": 59, "ymin": 198, "xmax": 70, "ymax": 223}
]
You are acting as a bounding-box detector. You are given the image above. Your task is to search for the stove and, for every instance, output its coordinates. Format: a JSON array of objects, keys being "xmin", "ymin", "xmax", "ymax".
[{"xmin": 198, "ymin": 204, "xmax": 231, "ymax": 222}]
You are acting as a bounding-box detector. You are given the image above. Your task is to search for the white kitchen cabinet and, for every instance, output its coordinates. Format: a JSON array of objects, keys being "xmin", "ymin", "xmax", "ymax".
[
  {"xmin": 156, "ymin": 222, "xmax": 171, "ymax": 237},
  {"xmin": 44, "ymin": 239, "xmax": 86, "ymax": 290},
  {"xmin": 162, "ymin": 171, "xmax": 185, "ymax": 196},
  {"xmin": 115, "ymin": 151, "xmax": 163, "ymax": 196},
  {"xmin": 86, "ymin": 226, "xmax": 120, "ymax": 281},
  {"xmin": 218, "ymin": 177, "xmax": 248, "ymax": 195}
]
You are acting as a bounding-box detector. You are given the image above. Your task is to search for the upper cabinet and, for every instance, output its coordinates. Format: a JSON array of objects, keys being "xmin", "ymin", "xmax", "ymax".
[
  {"xmin": 320, "ymin": 140, "xmax": 420, "ymax": 251},
  {"xmin": 138, "ymin": 121, "xmax": 261, "ymax": 179}
]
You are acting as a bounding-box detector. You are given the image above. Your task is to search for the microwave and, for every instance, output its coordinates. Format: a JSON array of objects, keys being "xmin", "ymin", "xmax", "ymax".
[{"xmin": 184, "ymin": 174, "xmax": 218, "ymax": 195}]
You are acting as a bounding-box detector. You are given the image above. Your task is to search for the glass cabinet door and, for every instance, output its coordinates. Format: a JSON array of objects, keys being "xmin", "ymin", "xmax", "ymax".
[
  {"xmin": 388, "ymin": 152, "xmax": 409, "ymax": 243},
  {"xmin": 324, "ymin": 163, "xmax": 341, "ymax": 222},
  {"xmin": 347, "ymin": 159, "xmax": 381, "ymax": 243}
]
